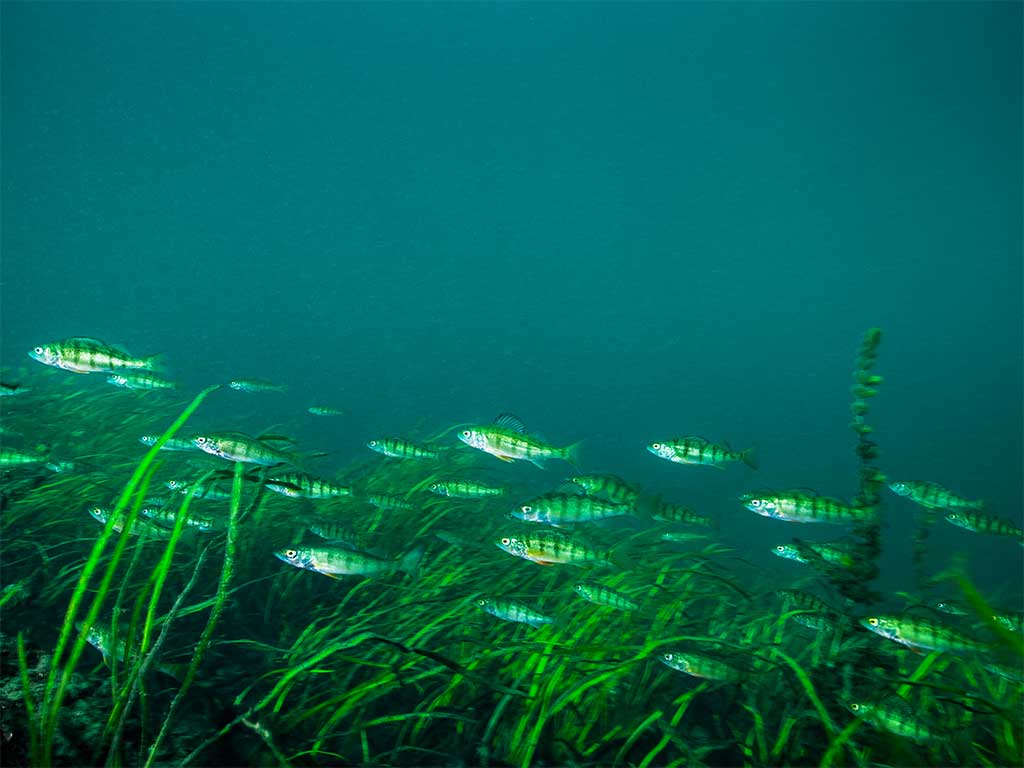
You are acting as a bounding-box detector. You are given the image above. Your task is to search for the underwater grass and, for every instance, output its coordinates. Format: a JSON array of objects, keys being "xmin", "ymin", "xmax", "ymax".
[
  {"xmin": 144, "ymin": 459, "xmax": 246, "ymax": 768},
  {"xmin": 24, "ymin": 384, "xmax": 218, "ymax": 766}
]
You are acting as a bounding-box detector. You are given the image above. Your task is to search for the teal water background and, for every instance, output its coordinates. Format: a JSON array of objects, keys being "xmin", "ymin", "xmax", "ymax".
[{"xmin": 2, "ymin": 2, "xmax": 1021, "ymax": 600}]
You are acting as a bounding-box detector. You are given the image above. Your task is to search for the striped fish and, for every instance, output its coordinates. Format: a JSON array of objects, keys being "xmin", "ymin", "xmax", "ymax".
[
  {"xmin": 572, "ymin": 581, "xmax": 639, "ymax": 610},
  {"xmin": 647, "ymin": 436, "xmax": 756, "ymax": 469},
  {"xmin": 458, "ymin": 413, "xmax": 580, "ymax": 468},
  {"xmin": 845, "ymin": 698, "xmax": 935, "ymax": 743},
  {"xmin": 568, "ymin": 474, "xmax": 640, "ymax": 504},
  {"xmin": 652, "ymin": 502, "xmax": 715, "ymax": 528},
  {"xmin": 366, "ymin": 438, "xmax": 439, "ymax": 460},
  {"xmin": 512, "ymin": 493, "xmax": 633, "ymax": 526},
  {"xmin": 107, "ymin": 372, "xmax": 176, "ymax": 390},
  {"xmin": 427, "ymin": 479, "xmax": 505, "ymax": 498},
  {"xmin": 772, "ymin": 541, "xmax": 855, "ymax": 568},
  {"xmin": 860, "ymin": 615, "xmax": 987, "ymax": 653},
  {"xmin": 265, "ymin": 472, "xmax": 352, "ymax": 499},
  {"xmin": 659, "ymin": 651, "xmax": 744, "ymax": 682},
  {"xmin": 228, "ymin": 379, "xmax": 287, "ymax": 393},
  {"xmin": 944, "ymin": 510, "xmax": 1023, "ymax": 544},
  {"xmin": 888, "ymin": 480, "xmax": 984, "ymax": 510},
  {"xmin": 139, "ymin": 435, "xmax": 199, "ymax": 452},
  {"xmin": 192, "ymin": 433, "xmax": 293, "ymax": 466},
  {"xmin": 741, "ymin": 490, "xmax": 877, "ymax": 524},
  {"xmin": 476, "ymin": 597, "xmax": 554, "ymax": 628},
  {"xmin": 29, "ymin": 337, "xmax": 159, "ymax": 374},
  {"xmin": 274, "ymin": 544, "xmax": 422, "ymax": 580},
  {"xmin": 495, "ymin": 530, "xmax": 620, "ymax": 567}
]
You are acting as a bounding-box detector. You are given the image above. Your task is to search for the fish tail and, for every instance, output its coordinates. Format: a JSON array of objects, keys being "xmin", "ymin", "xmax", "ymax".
[
  {"xmin": 607, "ymin": 543, "xmax": 636, "ymax": 570},
  {"xmin": 141, "ymin": 354, "xmax": 164, "ymax": 372},
  {"xmin": 398, "ymin": 545, "xmax": 425, "ymax": 579},
  {"xmin": 561, "ymin": 441, "xmax": 583, "ymax": 470},
  {"xmin": 740, "ymin": 446, "xmax": 758, "ymax": 470}
]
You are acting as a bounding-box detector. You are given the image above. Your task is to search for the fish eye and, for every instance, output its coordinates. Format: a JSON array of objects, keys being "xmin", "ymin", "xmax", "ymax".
[
  {"xmin": 662, "ymin": 652, "xmax": 674, "ymax": 661},
  {"xmin": 521, "ymin": 505, "xmax": 532, "ymax": 513},
  {"xmin": 751, "ymin": 499, "xmax": 762, "ymax": 508},
  {"xmin": 868, "ymin": 617, "xmax": 879, "ymax": 626},
  {"xmin": 573, "ymin": 583, "xmax": 584, "ymax": 592},
  {"xmin": 652, "ymin": 443, "xmax": 661, "ymax": 449},
  {"xmin": 775, "ymin": 545, "xmax": 785, "ymax": 552},
  {"xmin": 285, "ymin": 549, "xmax": 297, "ymax": 558},
  {"xmin": 850, "ymin": 703, "xmax": 860, "ymax": 712},
  {"xmin": 476, "ymin": 598, "xmax": 487, "ymax": 606},
  {"xmin": 429, "ymin": 483, "xmax": 438, "ymax": 490},
  {"xmin": 501, "ymin": 537, "xmax": 511, "ymax": 546},
  {"xmin": 461, "ymin": 430, "xmax": 471, "ymax": 437},
  {"xmin": 196, "ymin": 437, "xmax": 206, "ymax": 445}
]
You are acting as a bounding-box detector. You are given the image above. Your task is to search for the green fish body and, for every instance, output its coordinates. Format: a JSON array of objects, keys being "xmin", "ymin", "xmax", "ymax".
[
  {"xmin": 741, "ymin": 490, "xmax": 876, "ymax": 524},
  {"xmin": 367, "ymin": 438, "xmax": 439, "ymax": 460},
  {"xmin": 860, "ymin": 615, "xmax": 986, "ymax": 653},
  {"xmin": 476, "ymin": 597, "xmax": 554, "ymax": 628},
  {"xmin": 569, "ymin": 474, "xmax": 640, "ymax": 504},
  {"xmin": 29, "ymin": 337, "xmax": 159, "ymax": 374},
  {"xmin": 265, "ymin": 472, "xmax": 352, "ymax": 499},
  {"xmin": 513, "ymin": 493, "xmax": 632, "ymax": 525},
  {"xmin": 888, "ymin": 480, "xmax": 984, "ymax": 510},
  {"xmin": 108, "ymin": 372, "xmax": 176, "ymax": 390},
  {"xmin": 647, "ymin": 436, "xmax": 756, "ymax": 469},
  {"xmin": 459, "ymin": 414, "xmax": 579, "ymax": 468},
  {"xmin": 428, "ymin": 479, "xmax": 505, "ymax": 498},
  {"xmin": 275, "ymin": 545, "xmax": 422, "ymax": 579},
  {"xmin": 573, "ymin": 581, "xmax": 638, "ymax": 610}
]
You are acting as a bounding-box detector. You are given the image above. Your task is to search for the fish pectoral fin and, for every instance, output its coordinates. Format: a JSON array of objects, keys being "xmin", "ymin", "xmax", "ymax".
[
  {"xmin": 493, "ymin": 455, "xmax": 515, "ymax": 463},
  {"xmin": 533, "ymin": 560, "xmax": 556, "ymax": 567}
]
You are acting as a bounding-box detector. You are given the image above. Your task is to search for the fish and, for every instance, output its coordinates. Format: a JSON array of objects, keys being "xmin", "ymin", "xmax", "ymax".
[
  {"xmin": 777, "ymin": 589, "xmax": 840, "ymax": 631},
  {"xmin": 0, "ymin": 446, "xmax": 49, "ymax": 468},
  {"xmin": 458, "ymin": 413, "xmax": 580, "ymax": 468},
  {"xmin": 887, "ymin": 480, "xmax": 985, "ymax": 510},
  {"xmin": 228, "ymin": 378, "xmax": 287, "ymax": 393},
  {"xmin": 0, "ymin": 382, "xmax": 30, "ymax": 396},
  {"xmin": 140, "ymin": 504, "xmax": 220, "ymax": 533},
  {"xmin": 944, "ymin": 510, "xmax": 1023, "ymax": 543},
  {"xmin": 568, "ymin": 474, "xmax": 640, "ymax": 504},
  {"xmin": 427, "ymin": 479, "xmax": 506, "ymax": 498},
  {"xmin": 652, "ymin": 502, "xmax": 715, "ymax": 528},
  {"xmin": 29, "ymin": 337, "xmax": 159, "ymax": 374},
  {"xmin": 139, "ymin": 435, "xmax": 200, "ymax": 452},
  {"xmin": 647, "ymin": 437, "xmax": 756, "ymax": 469},
  {"xmin": 107, "ymin": 372, "xmax": 176, "ymax": 390},
  {"xmin": 860, "ymin": 615, "xmax": 987, "ymax": 653},
  {"xmin": 366, "ymin": 493, "xmax": 414, "ymax": 511},
  {"xmin": 659, "ymin": 651, "xmax": 744, "ymax": 682},
  {"xmin": 78, "ymin": 620, "xmax": 185, "ymax": 679},
  {"xmin": 572, "ymin": 581, "xmax": 639, "ymax": 610},
  {"xmin": 475, "ymin": 597, "xmax": 554, "ymax": 628},
  {"xmin": 87, "ymin": 506, "xmax": 172, "ymax": 539},
  {"xmin": 495, "ymin": 530, "xmax": 623, "ymax": 567},
  {"xmin": 308, "ymin": 405, "xmax": 344, "ymax": 416},
  {"xmin": 366, "ymin": 438, "xmax": 440, "ymax": 460},
  {"xmin": 264, "ymin": 472, "xmax": 352, "ymax": 499},
  {"xmin": 166, "ymin": 479, "xmax": 233, "ymax": 501},
  {"xmin": 740, "ymin": 490, "xmax": 877, "ymax": 524},
  {"xmin": 192, "ymin": 433, "xmax": 294, "ymax": 466},
  {"xmin": 844, "ymin": 698, "xmax": 935, "ymax": 743},
  {"xmin": 274, "ymin": 544, "xmax": 422, "ymax": 580},
  {"xmin": 772, "ymin": 541, "xmax": 855, "ymax": 568},
  {"xmin": 511, "ymin": 493, "xmax": 633, "ymax": 525}
]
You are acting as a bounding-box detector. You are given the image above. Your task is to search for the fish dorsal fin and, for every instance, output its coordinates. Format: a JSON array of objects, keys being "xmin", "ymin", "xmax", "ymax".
[{"xmin": 495, "ymin": 413, "xmax": 527, "ymax": 434}]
